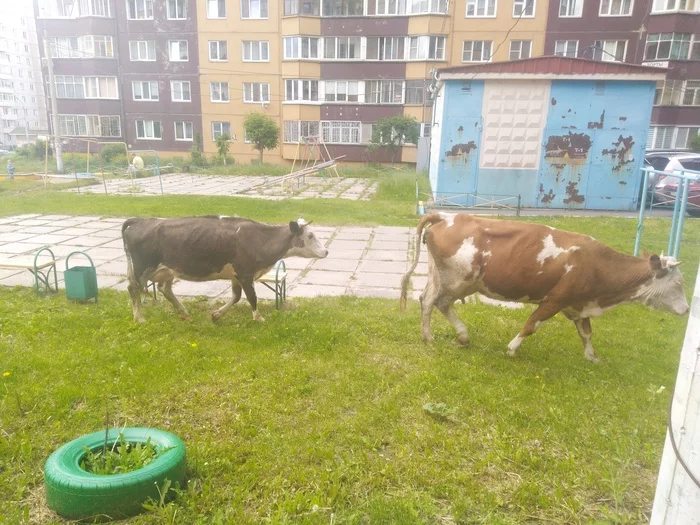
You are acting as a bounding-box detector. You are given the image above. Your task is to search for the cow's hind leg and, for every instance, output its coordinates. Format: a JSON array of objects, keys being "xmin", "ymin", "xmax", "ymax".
[
  {"xmin": 159, "ymin": 279, "xmax": 190, "ymax": 321},
  {"xmin": 419, "ymin": 279, "xmax": 440, "ymax": 344},
  {"xmin": 436, "ymin": 295, "xmax": 469, "ymax": 346},
  {"xmin": 211, "ymin": 282, "xmax": 242, "ymax": 322},
  {"xmin": 127, "ymin": 263, "xmax": 145, "ymax": 323},
  {"xmin": 574, "ymin": 318, "xmax": 598, "ymax": 362},
  {"xmin": 507, "ymin": 300, "xmax": 562, "ymax": 357},
  {"xmin": 240, "ymin": 277, "xmax": 264, "ymax": 322}
]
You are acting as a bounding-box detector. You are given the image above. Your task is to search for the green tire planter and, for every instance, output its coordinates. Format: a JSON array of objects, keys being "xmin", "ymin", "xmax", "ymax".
[{"xmin": 44, "ymin": 427, "xmax": 186, "ymax": 520}]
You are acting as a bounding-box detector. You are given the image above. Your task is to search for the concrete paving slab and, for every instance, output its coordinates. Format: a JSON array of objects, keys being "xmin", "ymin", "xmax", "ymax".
[
  {"xmin": 363, "ymin": 250, "xmax": 407, "ymax": 262},
  {"xmin": 88, "ymin": 229, "xmax": 123, "ymax": 238},
  {"xmin": 0, "ymin": 242, "xmax": 49, "ymax": 255},
  {"xmin": 96, "ymin": 275, "xmax": 127, "ymax": 289},
  {"xmin": 326, "ymin": 249, "xmax": 364, "ymax": 260},
  {"xmin": 352, "ymin": 272, "xmax": 403, "ymax": 288},
  {"xmin": 0, "ymin": 232, "xmax": 37, "ymax": 243},
  {"xmin": 411, "ymin": 276, "xmax": 428, "ymax": 290},
  {"xmin": 300, "ymin": 270, "xmax": 353, "ymax": 286},
  {"xmin": 309, "ymin": 258, "xmax": 359, "ymax": 272},
  {"xmin": 15, "ymin": 219, "xmax": 54, "ymax": 226},
  {"xmin": 172, "ymin": 280, "xmax": 232, "ymax": 297},
  {"xmin": 96, "ymin": 261, "xmax": 127, "ymax": 275},
  {"xmin": 334, "ymin": 231, "xmax": 372, "ymax": 241},
  {"xmin": 3, "ymin": 214, "xmax": 41, "ymax": 221},
  {"xmin": 370, "ymin": 240, "xmax": 409, "ymax": 251},
  {"xmin": 289, "ymin": 284, "xmax": 346, "ymax": 298},
  {"xmin": 50, "ymin": 218, "xmax": 99, "ymax": 227},
  {"xmin": 99, "ymin": 240, "xmax": 124, "ymax": 249},
  {"xmin": 0, "ymin": 225, "xmax": 19, "ymax": 233},
  {"xmin": 357, "ymin": 260, "xmax": 408, "ymax": 273},
  {"xmin": 282, "ymin": 257, "xmax": 313, "ymax": 270},
  {"xmin": 0, "ymin": 268, "xmax": 22, "ymax": 279},
  {"xmin": 62, "ymin": 236, "xmax": 111, "ymax": 248},
  {"xmin": 23, "ymin": 234, "xmax": 78, "ymax": 245},
  {"xmin": 414, "ymin": 262, "xmax": 428, "ymax": 275},
  {"xmin": 347, "ymin": 287, "xmax": 401, "ymax": 299},
  {"xmin": 327, "ymin": 239, "xmax": 368, "ymax": 251},
  {"xmin": 85, "ymin": 247, "xmax": 125, "ymax": 261},
  {"xmin": 16, "ymin": 225, "xmax": 64, "ymax": 234}
]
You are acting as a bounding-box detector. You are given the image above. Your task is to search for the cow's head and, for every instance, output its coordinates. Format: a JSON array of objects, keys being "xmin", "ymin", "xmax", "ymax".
[
  {"xmin": 642, "ymin": 254, "xmax": 689, "ymax": 315},
  {"xmin": 286, "ymin": 218, "xmax": 329, "ymax": 259}
]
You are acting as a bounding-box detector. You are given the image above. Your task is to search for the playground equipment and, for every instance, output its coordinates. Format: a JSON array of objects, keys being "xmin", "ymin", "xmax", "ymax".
[
  {"xmin": 126, "ymin": 149, "xmax": 164, "ymax": 195},
  {"xmin": 635, "ymin": 166, "xmax": 700, "ymax": 259},
  {"xmin": 233, "ymin": 135, "xmax": 343, "ymax": 195}
]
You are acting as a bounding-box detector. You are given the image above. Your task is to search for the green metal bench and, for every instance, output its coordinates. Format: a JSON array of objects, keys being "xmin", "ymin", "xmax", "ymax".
[
  {"xmin": 0, "ymin": 247, "xmax": 58, "ymax": 294},
  {"xmin": 258, "ymin": 260, "xmax": 287, "ymax": 310}
]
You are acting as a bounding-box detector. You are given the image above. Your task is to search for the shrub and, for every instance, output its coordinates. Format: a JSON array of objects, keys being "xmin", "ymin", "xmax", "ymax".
[{"xmin": 100, "ymin": 143, "xmax": 127, "ymax": 164}]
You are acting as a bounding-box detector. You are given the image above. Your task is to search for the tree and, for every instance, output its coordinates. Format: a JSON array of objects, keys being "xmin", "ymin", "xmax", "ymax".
[
  {"xmin": 369, "ymin": 115, "xmax": 420, "ymax": 164},
  {"xmin": 243, "ymin": 112, "xmax": 279, "ymax": 163},
  {"xmin": 689, "ymin": 133, "xmax": 700, "ymax": 153},
  {"xmin": 215, "ymin": 133, "xmax": 231, "ymax": 165}
]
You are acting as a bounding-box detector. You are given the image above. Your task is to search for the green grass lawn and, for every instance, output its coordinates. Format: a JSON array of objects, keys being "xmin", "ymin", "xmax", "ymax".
[{"xmin": 1, "ymin": 171, "xmax": 699, "ymax": 523}]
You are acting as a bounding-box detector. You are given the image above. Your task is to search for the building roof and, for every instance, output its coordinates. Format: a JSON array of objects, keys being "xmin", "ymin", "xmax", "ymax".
[
  {"xmin": 437, "ymin": 56, "xmax": 667, "ymax": 81},
  {"xmin": 9, "ymin": 127, "xmax": 48, "ymax": 136}
]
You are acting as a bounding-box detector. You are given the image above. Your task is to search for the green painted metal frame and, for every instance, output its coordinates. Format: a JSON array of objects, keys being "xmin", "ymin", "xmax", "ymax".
[
  {"xmin": 32, "ymin": 247, "xmax": 58, "ymax": 294},
  {"xmin": 259, "ymin": 260, "xmax": 287, "ymax": 310}
]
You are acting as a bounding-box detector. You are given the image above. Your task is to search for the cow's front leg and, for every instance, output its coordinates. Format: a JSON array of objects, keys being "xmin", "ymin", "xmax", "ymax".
[
  {"xmin": 159, "ymin": 279, "xmax": 190, "ymax": 321},
  {"xmin": 436, "ymin": 296, "xmax": 469, "ymax": 346},
  {"xmin": 573, "ymin": 318, "xmax": 599, "ymax": 362},
  {"xmin": 507, "ymin": 301, "xmax": 561, "ymax": 357},
  {"xmin": 240, "ymin": 277, "xmax": 264, "ymax": 322},
  {"xmin": 212, "ymin": 282, "xmax": 242, "ymax": 322}
]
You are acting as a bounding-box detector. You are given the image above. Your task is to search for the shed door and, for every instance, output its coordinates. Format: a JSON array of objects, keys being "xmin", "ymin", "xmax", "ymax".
[
  {"xmin": 438, "ymin": 116, "xmax": 481, "ymax": 206},
  {"xmin": 537, "ymin": 129, "xmax": 591, "ymax": 208}
]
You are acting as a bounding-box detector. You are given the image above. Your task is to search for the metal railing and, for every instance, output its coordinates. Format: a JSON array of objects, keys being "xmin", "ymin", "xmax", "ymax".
[
  {"xmin": 416, "ymin": 181, "xmax": 522, "ymax": 216},
  {"xmin": 636, "ymin": 167, "xmax": 700, "ymax": 259}
]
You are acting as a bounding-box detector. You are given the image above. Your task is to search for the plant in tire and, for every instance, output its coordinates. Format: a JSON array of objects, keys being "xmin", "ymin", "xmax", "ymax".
[
  {"xmin": 80, "ymin": 433, "xmax": 169, "ymax": 475},
  {"xmin": 44, "ymin": 427, "xmax": 186, "ymax": 520}
]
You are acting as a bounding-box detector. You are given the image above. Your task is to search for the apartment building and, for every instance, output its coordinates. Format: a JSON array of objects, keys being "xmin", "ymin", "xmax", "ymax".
[
  {"xmin": 34, "ymin": 0, "xmax": 202, "ymax": 154},
  {"xmin": 0, "ymin": 2, "xmax": 48, "ymax": 149}
]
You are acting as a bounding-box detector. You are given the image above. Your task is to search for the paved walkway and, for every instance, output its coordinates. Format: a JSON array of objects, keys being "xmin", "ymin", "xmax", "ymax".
[
  {"xmin": 67, "ymin": 174, "xmax": 378, "ymax": 201},
  {"xmin": 0, "ymin": 214, "xmax": 427, "ymax": 304}
]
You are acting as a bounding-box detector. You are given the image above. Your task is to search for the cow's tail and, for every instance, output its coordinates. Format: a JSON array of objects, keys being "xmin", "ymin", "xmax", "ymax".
[
  {"xmin": 399, "ymin": 212, "xmax": 443, "ymax": 311},
  {"xmin": 121, "ymin": 218, "xmax": 139, "ymax": 281}
]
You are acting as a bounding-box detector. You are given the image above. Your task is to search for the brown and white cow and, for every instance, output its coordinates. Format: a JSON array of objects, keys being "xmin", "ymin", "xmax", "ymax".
[
  {"xmin": 122, "ymin": 215, "xmax": 328, "ymax": 323},
  {"xmin": 400, "ymin": 212, "xmax": 689, "ymax": 361}
]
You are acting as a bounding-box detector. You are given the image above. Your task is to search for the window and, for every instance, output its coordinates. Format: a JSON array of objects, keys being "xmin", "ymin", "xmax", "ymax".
[
  {"xmin": 408, "ymin": 36, "xmax": 446, "ymax": 60},
  {"xmin": 50, "ymin": 37, "xmax": 79, "ymax": 58},
  {"xmin": 243, "ymin": 82, "xmax": 270, "ymax": 103},
  {"xmin": 682, "ymin": 80, "xmax": 700, "ymax": 106},
  {"xmin": 169, "ymin": 40, "xmax": 188, "ymax": 61},
  {"xmin": 559, "ymin": 0, "xmax": 583, "ymax": 16},
  {"xmin": 645, "ymin": 33, "xmax": 691, "ymax": 61},
  {"xmin": 284, "ymin": 121, "xmax": 319, "ymax": 142},
  {"xmin": 324, "ymin": 80, "xmax": 359, "ymax": 102},
  {"xmin": 600, "ymin": 0, "xmax": 633, "ymax": 15},
  {"xmin": 376, "ymin": 0, "xmax": 407, "ymax": 14},
  {"xmin": 210, "ymin": 82, "xmax": 229, "ymax": 102},
  {"xmin": 167, "ymin": 0, "xmax": 186, "ymax": 18},
  {"xmin": 366, "ymin": 80, "xmax": 403, "ymax": 104},
  {"xmin": 212, "ymin": 121, "xmax": 231, "ymax": 139},
  {"xmin": 41, "ymin": 0, "xmax": 111, "ymax": 17},
  {"xmin": 654, "ymin": 79, "xmax": 683, "ymax": 105},
  {"xmin": 462, "ymin": 40, "xmax": 492, "ymax": 62},
  {"xmin": 324, "ymin": 37, "xmax": 361, "ymax": 59},
  {"xmin": 593, "ymin": 39, "xmax": 626, "ymax": 61},
  {"xmin": 513, "ymin": 0, "xmax": 534, "ymax": 16},
  {"xmin": 209, "ymin": 40, "xmax": 228, "ymax": 61},
  {"xmin": 55, "ymin": 75, "xmax": 84, "ymax": 98},
  {"xmin": 58, "ymin": 115, "xmax": 121, "ymax": 137},
  {"xmin": 284, "ymin": 36, "xmax": 319, "ymax": 59},
  {"xmin": 322, "ymin": 0, "xmax": 363, "ymax": 15},
  {"xmin": 174, "ymin": 121, "xmax": 193, "ymax": 140},
  {"xmin": 127, "ymin": 0, "xmax": 153, "ymax": 19},
  {"xmin": 652, "ymin": 0, "xmax": 700, "ymax": 13},
  {"xmin": 80, "ymin": 36, "xmax": 114, "ymax": 58},
  {"xmin": 285, "ymin": 79, "xmax": 319, "ymax": 101},
  {"xmin": 242, "ymin": 0, "xmax": 268, "ymax": 18},
  {"xmin": 554, "ymin": 40, "xmax": 578, "ymax": 57},
  {"xmin": 409, "ymin": 0, "xmax": 448, "ymax": 13},
  {"xmin": 129, "ymin": 40, "xmax": 156, "ymax": 61},
  {"xmin": 132, "ymin": 80, "xmax": 158, "ymax": 101},
  {"xmin": 242, "ymin": 40, "xmax": 269, "ymax": 61},
  {"xmin": 366, "ymin": 37, "xmax": 404, "ymax": 60},
  {"xmin": 466, "ymin": 0, "xmax": 496, "ymax": 17},
  {"xmin": 136, "ymin": 119, "xmax": 162, "ymax": 139},
  {"xmin": 648, "ymin": 126, "xmax": 700, "ymax": 150},
  {"xmin": 321, "ymin": 121, "xmax": 360, "ymax": 144},
  {"xmin": 405, "ymin": 80, "xmax": 426, "ymax": 105},
  {"xmin": 509, "ymin": 40, "xmax": 532, "ymax": 60},
  {"xmin": 284, "ymin": 0, "xmax": 321, "ymax": 14},
  {"xmin": 85, "ymin": 77, "xmax": 118, "ymax": 98},
  {"xmin": 170, "ymin": 81, "xmax": 191, "ymax": 101},
  {"xmin": 207, "ymin": 0, "xmax": 226, "ymax": 17}
]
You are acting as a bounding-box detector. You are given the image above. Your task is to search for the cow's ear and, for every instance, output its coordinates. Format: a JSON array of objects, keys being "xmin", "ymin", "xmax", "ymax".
[
  {"xmin": 289, "ymin": 221, "xmax": 301, "ymax": 235},
  {"xmin": 649, "ymin": 254, "xmax": 663, "ymax": 273}
]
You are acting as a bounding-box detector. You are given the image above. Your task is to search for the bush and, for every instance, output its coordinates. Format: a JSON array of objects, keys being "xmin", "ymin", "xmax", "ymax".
[
  {"xmin": 100, "ymin": 143, "xmax": 127, "ymax": 164},
  {"xmin": 689, "ymin": 133, "xmax": 700, "ymax": 153},
  {"xmin": 14, "ymin": 139, "xmax": 52, "ymax": 160},
  {"xmin": 189, "ymin": 133, "xmax": 208, "ymax": 166}
]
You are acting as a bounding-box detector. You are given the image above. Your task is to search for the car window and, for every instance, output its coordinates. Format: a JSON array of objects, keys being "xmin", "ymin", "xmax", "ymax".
[
  {"xmin": 648, "ymin": 157, "xmax": 671, "ymax": 171},
  {"xmin": 679, "ymin": 159, "xmax": 700, "ymax": 172}
]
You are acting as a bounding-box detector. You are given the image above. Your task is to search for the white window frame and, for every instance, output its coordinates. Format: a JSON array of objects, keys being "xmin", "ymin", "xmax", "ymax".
[
  {"xmin": 242, "ymin": 40, "xmax": 269, "ymax": 62},
  {"xmin": 648, "ymin": 126, "xmax": 700, "ymax": 150},
  {"xmin": 366, "ymin": 37, "xmax": 404, "ymax": 60},
  {"xmin": 168, "ymin": 40, "xmax": 189, "ymax": 62},
  {"xmin": 366, "ymin": 80, "xmax": 404, "ymax": 104},
  {"xmin": 559, "ymin": 0, "xmax": 583, "ymax": 17},
  {"xmin": 462, "ymin": 40, "xmax": 492, "ymax": 62},
  {"xmin": 509, "ymin": 40, "xmax": 532, "ymax": 60},
  {"xmin": 407, "ymin": 36, "xmax": 446, "ymax": 60},
  {"xmin": 594, "ymin": 39, "xmax": 627, "ymax": 62},
  {"xmin": 241, "ymin": 0, "xmax": 269, "ymax": 18},
  {"xmin": 126, "ymin": 0, "xmax": 154, "ymax": 20},
  {"xmin": 321, "ymin": 120, "xmax": 361, "ymax": 144},
  {"xmin": 323, "ymin": 0, "xmax": 364, "ymax": 15},
  {"xmin": 405, "ymin": 80, "xmax": 426, "ymax": 105},
  {"xmin": 135, "ymin": 119, "xmax": 162, "ymax": 140},
  {"xmin": 323, "ymin": 36, "xmax": 362, "ymax": 60},
  {"xmin": 285, "ymin": 79, "xmax": 319, "ymax": 102},
  {"xmin": 376, "ymin": 0, "xmax": 407, "ymax": 14},
  {"xmin": 644, "ymin": 33, "xmax": 691, "ymax": 61},
  {"xmin": 210, "ymin": 82, "xmax": 230, "ymax": 103},
  {"xmin": 170, "ymin": 80, "xmax": 191, "ymax": 102},
  {"xmin": 681, "ymin": 80, "xmax": 700, "ymax": 106},
  {"xmin": 466, "ymin": 0, "xmax": 497, "ymax": 18},
  {"xmin": 212, "ymin": 121, "xmax": 231, "ymax": 140},
  {"xmin": 132, "ymin": 80, "xmax": 159, "ymax": 101},
  {"xmin": 57, "ymin": 114, "xmax": 121, "ymax": 137},
  {"xmin": 324, "ymin": 80, "xmax": 360, "ymax": 102},
  {"xmin": 174, "ymin": 121, "xmax": 193, "ymax": 141},
  {"xmin": 243, "ymin": 82, "xmax": 270, "ymax": 103},
  {"xmin": 284, "ymin": 36, "xmax": 320, "ymax": 59},
  {"xmin": 209, "ymin": 40, "xmax": 228, "ymax": 61},
  {"xmin": 84, "ymin": 76, "xmax": 119, "ymax": 99},
  {"xmin": 207, "ymin": 0, "xmax": 227, "ymax": 18},
  {"xmin": 284, "ymin": 120, "xmax": 320, "ymax": 143},
  {"xmin": 167, "ymin": 0, "xmax": 187, "ymax": 19},
  {"xmin": 554, "ymin": 40, "xmax": 578, "ymax": 57},
  {"xmin": 599, "ymin": 0, "xmax": 633, "ymax": 16},
  {"xmin": 129, "ymin": 40, "xmax": 156, "ymax": 61},
  {"xmin": 651, "ymin": 0, "xmax": 700, "ymax": 13},
  {"xmin": 513, "ymin": 0, "xmax": 535, "ymax": 17},
  {"xmin": 55, "ymin": 75, "xmax": 85, "ymax": 99}
]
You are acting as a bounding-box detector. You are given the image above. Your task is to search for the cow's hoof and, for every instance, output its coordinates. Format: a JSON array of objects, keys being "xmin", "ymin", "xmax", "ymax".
[
  {"xmin": 134, "ymin": 317, "xmax": 145, "ymax": 324},
  {"xmin": 211, "ymin": 311, "xmax": 222, "ymax": 322},
  {"xmin": 506, "ymin": 349, "xmax": 517, "ymax": 358},
  {"xmin": 422, "ymin": 336, "xmax": 434, "ymax": 344},
  {"xmin": 180, "ymin": 314, "xmax": 191, "ymax": 322},
  {"xmin": 456, "ymin": 333, "xmax": 469, "ymax": 346},
  {"xmin": 252, "ymin": 311, "xmax": 265, "ymax": 322},
  {"xmin": 586, "ymin": 354, "xmax": 601, "ymax": 363}
]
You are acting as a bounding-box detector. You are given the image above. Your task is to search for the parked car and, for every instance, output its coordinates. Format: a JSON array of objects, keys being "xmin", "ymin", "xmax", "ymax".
[
  {"xmin": 648, "ymin": 153, "xmax": 700, "ymax": 216},
  {"xmin": 0, "ymin": 149, "xmax": 10, "ymax": 156}
]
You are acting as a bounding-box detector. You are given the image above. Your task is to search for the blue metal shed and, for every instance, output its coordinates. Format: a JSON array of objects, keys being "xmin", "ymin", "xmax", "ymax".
[{"xmin": 429, "ymin": 57, "xmax": 666, "ymax": 210}]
